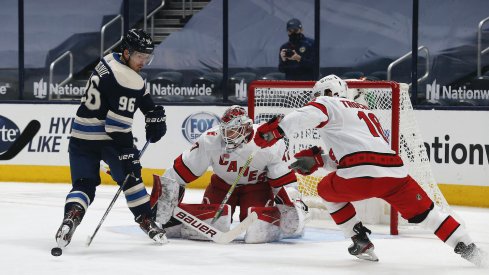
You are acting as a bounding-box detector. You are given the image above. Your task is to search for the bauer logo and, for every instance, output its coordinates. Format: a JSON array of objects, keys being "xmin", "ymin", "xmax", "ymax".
[
  {"xmin": 0, "ymin": 116, "xmax": 20, "ymax": 153},
  {"xmin": 181, "ymin": 112, "xmax": 220, "ymax": 143}
]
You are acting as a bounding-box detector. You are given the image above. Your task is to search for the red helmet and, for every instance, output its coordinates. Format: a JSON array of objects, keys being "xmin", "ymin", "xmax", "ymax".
[{"xmin": 220, "ymin": 105, "xmax": 253, "ymax": 152}]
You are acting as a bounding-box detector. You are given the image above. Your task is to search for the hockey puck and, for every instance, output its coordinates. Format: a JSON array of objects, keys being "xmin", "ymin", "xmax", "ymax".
[{"xmin": 51, "ymin": 247, "xmax": 62, "ymax": 256}]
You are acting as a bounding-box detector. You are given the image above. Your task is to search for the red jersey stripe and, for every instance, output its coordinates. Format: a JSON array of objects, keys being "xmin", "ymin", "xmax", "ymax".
[
  {"xmin": 174, "ymin": 154, "xmax": 198, "ymax": 183},
  {"xmin": 268, "ymin": 171, "xmax": 297, "ymax": 188}
]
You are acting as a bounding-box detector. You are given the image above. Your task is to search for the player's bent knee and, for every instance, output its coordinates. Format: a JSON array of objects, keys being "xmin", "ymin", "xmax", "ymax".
[
  {"xmin": 72, "ymin": 178, "xmax": 97, "ymax": 203},
  {"xmin": 408, "ymin": 202, "xmax": 434, "ymax": 223}
]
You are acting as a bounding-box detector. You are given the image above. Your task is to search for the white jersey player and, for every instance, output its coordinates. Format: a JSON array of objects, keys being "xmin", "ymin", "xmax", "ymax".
[
  {"xmin": 151, "ymin": 106, "xmax": 307, "ymax": 243},
  {"xmin": 254, "ymin": 74, "xmax": 486, "ymax": 266}
]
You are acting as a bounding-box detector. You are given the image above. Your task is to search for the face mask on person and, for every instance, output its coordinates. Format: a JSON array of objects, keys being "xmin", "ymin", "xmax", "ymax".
[{"xmin": 288, "ymin": 32, "xmax": 303, "ymax": 43}]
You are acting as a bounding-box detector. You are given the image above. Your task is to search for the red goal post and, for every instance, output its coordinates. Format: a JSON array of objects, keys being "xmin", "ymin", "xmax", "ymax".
[{"xmin": 247, "ymin": 80, "xmax": 448, "ymax": 235}]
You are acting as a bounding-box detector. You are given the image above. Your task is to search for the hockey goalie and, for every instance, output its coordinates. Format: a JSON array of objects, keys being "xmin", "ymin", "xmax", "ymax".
[{"xmin": 150, "ymin": 105, "xmax": 308, "ymax": 243}]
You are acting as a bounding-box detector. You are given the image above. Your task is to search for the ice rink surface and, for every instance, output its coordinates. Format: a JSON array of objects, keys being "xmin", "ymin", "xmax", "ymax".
[{"xmin": 1, "ymin": 182, "xmax": 488, "ymax": 275}]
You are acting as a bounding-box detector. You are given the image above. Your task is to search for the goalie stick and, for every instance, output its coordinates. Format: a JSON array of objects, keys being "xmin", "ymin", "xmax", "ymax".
[
  {"xmin": 86, "ymin": 141, "xmax": 150, "ymax": 247},
  {"xmin": 173, "ymin": 206, "xmax": 258, "ymax": 244},
  {"xmin": 0, "ymin": 120, "xmax": 41, "ymax": 160},
  {"xmin": 211, "ymin": 151, "xmax": 256, "ymax": 224}
]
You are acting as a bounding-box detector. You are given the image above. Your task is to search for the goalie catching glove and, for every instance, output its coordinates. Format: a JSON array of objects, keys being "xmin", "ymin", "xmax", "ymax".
[
  {"xmin": 289, "ymin": 146, "xmax": 325, "ymax": 175},
  {"xmin": 254, "ymin": 115, "xmax": 285, "ymax": 148}
]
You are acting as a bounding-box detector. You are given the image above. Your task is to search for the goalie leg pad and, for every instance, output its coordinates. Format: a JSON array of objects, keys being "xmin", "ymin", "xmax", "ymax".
[
  {"xmin": 180, "ymin": 203, "xmax": 231, "ymax": 241},
  {"xmin": 151, "ymin": 175, "xmax": 184, "ymax": 225},
  {"xmin": 244, "ymin": 206, "xmax": 281, "ymax": 243},
  {"xmin": 277, "ymin": 203, "xmax": 306, "ymax": 239}
]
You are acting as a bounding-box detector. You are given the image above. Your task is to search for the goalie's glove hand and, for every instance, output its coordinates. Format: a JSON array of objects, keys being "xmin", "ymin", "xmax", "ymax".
[
  {"xmin": 289, "ymin": 146, "xmax": 324, "ymax": 175},
  {"xmin": 145, "ymin": 106, "xmax": 167, "ymax": 143},
  {"xmin": 119, "ymin": 147, "xmax": 142, "ymax": 178},
  {"xmin": 254, "ymin": 115, "xmax": 285, "ymax": 148}
]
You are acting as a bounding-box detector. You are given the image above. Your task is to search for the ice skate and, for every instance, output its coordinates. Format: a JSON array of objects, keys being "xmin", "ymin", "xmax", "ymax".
[
  {"xmin": 55, "ymin": 204, "xmax": 85, "ymax": 248},
  {"xmin": 137, "ymin": 215, "xmax": 168, "ymax": 245},
  {"xmin": 348, "ymin": 222, "xmax": 379, "ymax": 262},
  {"xmin": 454, "ymin": 242, "xmax": 487, "ymax": 267}
]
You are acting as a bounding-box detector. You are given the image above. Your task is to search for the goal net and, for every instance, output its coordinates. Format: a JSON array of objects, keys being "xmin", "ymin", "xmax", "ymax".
[{"xmin": 248, "ymin": 80, "xmax": 450, "ymax": 234}]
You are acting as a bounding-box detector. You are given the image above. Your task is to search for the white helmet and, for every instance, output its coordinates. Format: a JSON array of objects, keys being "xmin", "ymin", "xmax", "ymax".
[
  {"xmin": 312, "ymin": 74, "xmax": 349, "ymax": 99},
  {"xmin": 219, "ymin": 105, "xmax": 253, "ymax": 152}
]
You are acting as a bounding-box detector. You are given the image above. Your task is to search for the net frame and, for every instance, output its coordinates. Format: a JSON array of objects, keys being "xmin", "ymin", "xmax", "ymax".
[{"xmin": 248, "ymin": 80, "xmax": 439, "ymax": 235}]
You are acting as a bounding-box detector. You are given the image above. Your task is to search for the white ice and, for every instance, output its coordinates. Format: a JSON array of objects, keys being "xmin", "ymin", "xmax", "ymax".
[{"xmin": 1, "ymin": 182, "xmax": 488, "ymax": 275}]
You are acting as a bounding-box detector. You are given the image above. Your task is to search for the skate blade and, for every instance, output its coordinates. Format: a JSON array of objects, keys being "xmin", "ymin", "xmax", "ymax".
[
  {"xmin": 152, "ymin": 233, "xmax": 169, "ymax": 245},
  {"xmin": 355, "ymin": 247, "xmax": 379, "ymax": 262},
  {"xmin": 56, "ymin": 225, "xmax": 71, "ymax": 248}
]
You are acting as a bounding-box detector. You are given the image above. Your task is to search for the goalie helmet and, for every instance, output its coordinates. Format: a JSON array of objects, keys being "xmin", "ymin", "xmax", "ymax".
[
  {"xmin": 220, "ymin": 105, "xmax": 253, "ymax": 152},
  {"xmin": 312, "ymin": 74, "xmax": 350, "ymax": 99}
]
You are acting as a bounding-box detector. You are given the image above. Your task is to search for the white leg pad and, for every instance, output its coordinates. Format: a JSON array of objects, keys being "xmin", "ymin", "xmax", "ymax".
[
  {"xmin": 155, "ymin": 176, "xmax": 182, "ymax": 225},
  {"xmin": 277, "ymin": 203, "xmax": 306, "ymax": 239},
  {"xmin": 245, "ymin": 207, "xmax": 281, "ymax": 243}
]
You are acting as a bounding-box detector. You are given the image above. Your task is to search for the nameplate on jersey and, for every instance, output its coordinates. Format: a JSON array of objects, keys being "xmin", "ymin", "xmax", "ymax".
[{"xmin": 95, "ymin": 62, "xmax": 110, "ymax": 77}]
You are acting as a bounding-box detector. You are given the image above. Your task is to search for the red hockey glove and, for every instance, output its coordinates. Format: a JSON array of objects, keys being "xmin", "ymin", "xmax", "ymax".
[
  {"xmin": 289, "ymin": 146, "xmax": 325, "ymax": 175},
  {"xmin": 254, "ymin": 115, "xmax": 285, "ymax": 148}
]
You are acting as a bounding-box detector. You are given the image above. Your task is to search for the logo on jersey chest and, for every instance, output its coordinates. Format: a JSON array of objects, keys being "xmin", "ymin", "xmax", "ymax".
[{"xmin": 218, "ymin": 156, "xmax": 266, "ymax": 182}]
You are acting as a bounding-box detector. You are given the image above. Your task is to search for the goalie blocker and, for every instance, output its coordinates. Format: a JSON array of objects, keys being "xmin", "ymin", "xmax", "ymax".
[{"xmin": 150, "ymin": 175, "xmax": 307, "ymax": 243}]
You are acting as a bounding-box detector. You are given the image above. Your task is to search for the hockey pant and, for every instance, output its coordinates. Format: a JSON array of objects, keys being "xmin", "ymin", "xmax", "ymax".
[{"xmin": 202, "ymin": 174, "xmax": 274, "ymax": 222}]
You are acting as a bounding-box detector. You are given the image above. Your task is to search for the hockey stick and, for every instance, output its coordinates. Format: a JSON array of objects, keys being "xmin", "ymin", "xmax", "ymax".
[
  {"xmin": 0, "ymin": 120, "xmax": 41, "ymax": 160},
  {"xmin": 173, "ymin": 206, "xmax": 258, "ymax": 244},
  {"xmin": 211, "ymin": 151, "xmax": 256, "ymax": 224},
  {"xmin": 86, "ymin": 141, "xmax": 150, "ymax": 247}
]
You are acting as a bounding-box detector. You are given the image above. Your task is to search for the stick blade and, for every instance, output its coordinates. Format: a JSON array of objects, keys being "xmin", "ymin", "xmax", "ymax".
[
  {"xmin": 0, "ymin": 120, "xmax": 41, "ymax": 160},
  {"xmin": 215, "ymin": 211, "xmax": 258, "ymax": 244}
]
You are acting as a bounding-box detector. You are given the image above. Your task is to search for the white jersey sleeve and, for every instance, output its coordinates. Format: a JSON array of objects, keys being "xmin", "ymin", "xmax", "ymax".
[
  {"xmin": 162, "ymin": 129, "xmax": 217, "ymax": 186},
  {"xmin": 265, "ymin": 139, "xmax": 297, "ymax": 189}
]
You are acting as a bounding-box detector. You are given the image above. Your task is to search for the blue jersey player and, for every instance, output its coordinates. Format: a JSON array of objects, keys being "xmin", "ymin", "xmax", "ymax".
[{"xmin": 55, "ymin": 29, "xmax": 168, "ymax": 248}]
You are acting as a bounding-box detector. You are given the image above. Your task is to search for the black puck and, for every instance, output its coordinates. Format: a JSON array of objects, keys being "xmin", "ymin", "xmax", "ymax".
[{"xmin": 51, "ymin": 247, "xmax": 62, "ymax": 256}]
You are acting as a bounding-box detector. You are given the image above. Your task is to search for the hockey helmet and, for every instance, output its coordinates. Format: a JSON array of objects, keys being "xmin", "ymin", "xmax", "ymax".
[
  {"xmin": 121, "ymin": 29, "xmax": 155, "ymax": 64},
  {"xmin": 312, "ymin": 74, "xmax": 349, "ymax": 99},
  {"xmin": 220, "ymin": 105, "xmax": 253, "ymax": 152}
]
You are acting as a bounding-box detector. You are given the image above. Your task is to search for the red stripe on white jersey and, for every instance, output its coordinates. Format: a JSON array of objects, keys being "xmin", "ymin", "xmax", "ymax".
[
  {"xmin": 174, "ymin": 154, "xmax": 198, "ymax": 183},
  {"xmin": 338, "ymin": 151, "xmax": 404, "ymax": 169},
  {"xmin": 435, "ymin": 216, "xmax": 460, "ymax": 242},
  {"xmin": 305, "ymin": 101, "xmax": 329, "ymax": 128},
  {"xmin": 330, "ymin": 202, "xmax": 356, "ymax": 225},
  {"xmin": 268, "ymin": 171, "xmax": 297, "ymax": 188}
]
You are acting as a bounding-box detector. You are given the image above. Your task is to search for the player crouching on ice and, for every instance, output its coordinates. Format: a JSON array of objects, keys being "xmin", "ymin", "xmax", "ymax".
[
  {"xmin": 253, "ymin": 74, "xmax": 487, "ymax": 266},
  {"xmin": 150, "ymin": 106, "xmax": 308, "ymax": 243}
]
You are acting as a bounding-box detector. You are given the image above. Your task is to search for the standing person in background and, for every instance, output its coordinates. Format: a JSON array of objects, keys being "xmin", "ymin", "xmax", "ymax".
[
  {"xmin": 54, "ymin": 29, "xmax": 168, "ymax": 249},
  {"xmin": 279, "ymin": 18, "xmax": 315, "ymax": 80}
]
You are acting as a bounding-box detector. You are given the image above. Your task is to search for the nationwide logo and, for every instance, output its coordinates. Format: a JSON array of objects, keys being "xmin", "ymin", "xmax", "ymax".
[
  {"xmin": 0, "ymin": 115, "xmax": 20, "ymax": 153},
  {"xmin": 150, "ymin": 83, "xmax": 213, "ymax": 96},
  {"xmin": 235, "ymin": 79, "xmax": 247, "ymax": 101},
  {"xmin": 33, "ymin": 78, "xmax": 86, "ymax": 99},
  {"xmin": 426, "ymin": 79, "xmax": 489, "ymax": 101},
  {"xmin": 181, "ymin": 112, "xmax": 220, "ymax": 143}
]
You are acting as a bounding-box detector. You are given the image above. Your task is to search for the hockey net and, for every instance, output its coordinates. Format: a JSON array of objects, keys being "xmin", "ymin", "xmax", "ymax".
[{"xmin": 248, "ymin": 80, "xmax": 450, "ymax": 234}]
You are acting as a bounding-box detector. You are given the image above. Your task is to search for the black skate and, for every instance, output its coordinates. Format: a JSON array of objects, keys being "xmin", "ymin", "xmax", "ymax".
[
  {"xmin": 454, "ymin": 242, "xmax": 487, "ymax": 267},
  {"xmin": 348, "ymin": 222, "xmax": 379, "ymax": 262},
  {"xmin": 55, "ymin": 204, "xmax": 85, "ymax": 248},
  {"xmin": 137, "ymin": 215, "xmax": 168, "ymax": 245}
]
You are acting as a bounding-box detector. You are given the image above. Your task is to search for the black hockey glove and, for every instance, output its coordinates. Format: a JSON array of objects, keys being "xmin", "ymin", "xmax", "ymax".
[
  {"xmin": 145, "ymin": 106, "xmax": 167, "ymax": 143},
  {"xmin": 119, "ymin": 147, "xmax": 142, "ymax": 178}
]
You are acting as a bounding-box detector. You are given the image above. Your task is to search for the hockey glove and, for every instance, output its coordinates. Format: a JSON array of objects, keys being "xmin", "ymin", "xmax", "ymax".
[
  {"xmin": 145, "ymin": 106, "xmax": 167, "ymax": 143},
  {"xmin": 289, "ymin": 146, "xmax": 325, "ymax": 175},
  {"xmin": 254, "ymin": 115, "xmax": 285, "ymax": 148},
  {"xmin": 119, "ymin": 147, "xmax": 142, "ymax": 178}
]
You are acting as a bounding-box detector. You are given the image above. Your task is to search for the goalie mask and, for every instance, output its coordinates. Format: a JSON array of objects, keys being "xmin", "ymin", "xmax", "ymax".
[
  {"xmin": 312, "ymin": 74, "xmax": 350, "ymax": 99},
  {"xmin": 220, "ymin": 106, "xmax": 253, "ymax": 152}
]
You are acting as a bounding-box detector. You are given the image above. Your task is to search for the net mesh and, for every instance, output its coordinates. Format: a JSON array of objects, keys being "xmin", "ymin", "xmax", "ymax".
[{"xmin": 250, "ymin": 81, "xmax": 450, "ymax": 225}]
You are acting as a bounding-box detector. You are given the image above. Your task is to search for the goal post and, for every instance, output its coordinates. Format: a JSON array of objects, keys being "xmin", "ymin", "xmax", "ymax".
[{"xmin": 247, "ymin": 80, "xmax": 449, "ymax": 235}]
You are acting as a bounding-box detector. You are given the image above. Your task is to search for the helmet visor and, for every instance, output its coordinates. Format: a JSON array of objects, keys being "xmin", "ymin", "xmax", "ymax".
[{"xmin": 130, "ymin": 51, "xmax": 155, "ymax": 65}]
